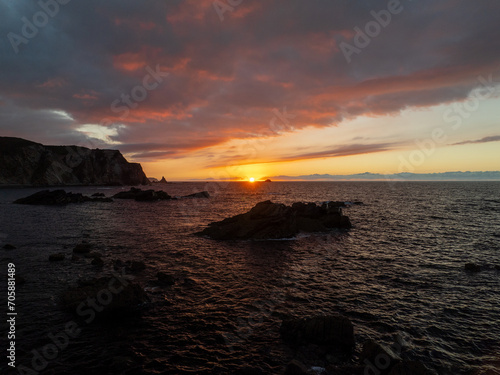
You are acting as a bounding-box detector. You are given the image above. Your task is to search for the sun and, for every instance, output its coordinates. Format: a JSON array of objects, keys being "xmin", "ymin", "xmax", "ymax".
[{"xmin": 249, "ymin": 177, "xmax": 255, "ymax": 182}]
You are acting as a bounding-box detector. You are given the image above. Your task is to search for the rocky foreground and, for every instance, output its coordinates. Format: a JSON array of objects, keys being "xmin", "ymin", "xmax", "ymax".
[
  {"xmin": 196, "ymin": 200, "xmax": 352, "ymax": 240},
  {"xmin": 0, "ymin": 137, "xmax": 149, "ymax": 186}
]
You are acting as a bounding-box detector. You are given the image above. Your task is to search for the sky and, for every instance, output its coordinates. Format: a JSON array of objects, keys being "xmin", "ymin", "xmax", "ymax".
[{"xmin": 0, "ymin": 0, "xmax": 499, "ymax": 180}]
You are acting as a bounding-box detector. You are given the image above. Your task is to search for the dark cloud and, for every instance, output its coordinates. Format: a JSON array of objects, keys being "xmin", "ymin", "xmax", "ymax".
[
  {"xmin": 1, "ymin": 0, "xmax": 499, "ymax": 160},
  {"xmin": 453, "ymin": 135, "xmax": 500, "ymax": 146}
]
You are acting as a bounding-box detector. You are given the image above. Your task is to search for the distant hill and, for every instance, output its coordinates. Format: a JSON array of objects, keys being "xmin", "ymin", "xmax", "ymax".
[
  {"xmin": 0, "ymin": 137, "xmax": 149, "ymax": 186},
  {"xmin": 271, "ymin": 171, "xmax": 500, "ymax": 181}
]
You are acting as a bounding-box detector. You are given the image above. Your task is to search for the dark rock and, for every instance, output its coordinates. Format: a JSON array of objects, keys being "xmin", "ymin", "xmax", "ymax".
[
  {"xmin": 159, "ymin": 176, "xmax": 167, "ymax": 183},
  {"xmin": 128, "ymin": 261, "xmax": 146, "ymax": 273},
  {"xmin": 49, "ymin": 253, "xmax": 65, "ymax": 261},
  {"xmin": 91, "ymin": 257, "xmax": 104, "ymax": 266},
  {"xmin": 61, "ymin": 277, "xmax": 148, "ymax": 317},
  {"xmin": 197, "ymin": 200, "xmax": 351, "ymax": 240},
  {"xmin": 280, "ymin": 315, "xmax": 355, "ymax": 349},
  {"xmin": 284, "ymin": 360, "xmax": 309, "ymax": 375},
  {"xmin": 2, "ymin": 244, "xmax": 16, "ymax": 250},
  {"xmin": 73, "ymin": 243, "xmax": 92, "ymax": 254},
  {"xmin": 360, "ymin": 340, "xmax": 401, "ymax": 375},
  {"xmin": 264, "ymin": 179, "xmax": 272, "ymax": 182},
  {"xmin": 14, "ymin": 189, "xmax": 113, "ymax": 205},
  {"xmin": 91, "ymin": 192, "xmax": 106, "ymax": 197},
  {"xmin": 113, "ymin": 188, "xmax": 171, "ymax": 201},
  {"xmin": 113, "ymin": 259, "xmax": 125, "ymax": 270},
  {"xmin": 85, "ymin": 251, "xmax": 102, "ymax": 259},
  {"xmin": 157, "ymin": 272, "xmax": 175, "ymax": 286},
  {"xmin": 0, "ymin": 137, "xmax": 149, "ymax": 186},
  {"xmin": 388, "ymin": 361, "xmax": 432, "ymax": 375},
  {"xmin": 182, "ymin": 191, "xmax": 210, "ymax": 198},
  {"xmin": 464, "ymin": 263, "xmax": 481, "ymax": 272}
]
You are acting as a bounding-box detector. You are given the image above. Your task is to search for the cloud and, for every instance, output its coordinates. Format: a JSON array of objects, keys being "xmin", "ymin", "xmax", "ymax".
[
  {"xmin": 452, "ymin": 135, "xmax": 500, "ymax": 146},
  {"xmin": 1, "ymin": 0, "xmax": 500, "ymax": 161},
  {"xmin": 204, "ymin": 142, "xmax": 396, "ymax": 168}
]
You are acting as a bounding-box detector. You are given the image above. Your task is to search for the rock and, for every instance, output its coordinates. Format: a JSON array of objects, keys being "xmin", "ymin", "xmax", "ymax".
[
  {"xmin": 197, "ymin": 200, "xmax": 351, "ymax": 240},
  {"xmin": 360, "ymin": 340, "xmax": 401, "ymax": 375},
  {"xmin": 388, "ymin": 361, "xmax": 432, "ymax": 375},
  {"xmin": 182, "ymin": 191, "xmax": 210, "ymax": 198},
  {"xmin": 91, "ymin": 257, "xmax": 104, "ymax": 266},
  {"xmin": 61, "ymin": 277, "xmax": 148, "ymax": 317},
  {"xmin": 284, "ymin": 360, "xmax": 309, "ymax": 375},
  {"xmin": 464, "ymin": 263, "xmax": 481, "ymax": 272},
  {"xmin": 73, "ymin": 243, "xmax": 92, "ymax": 254},
  {"xmin": 264, "ymin": 179, "xmax": 272, "ymax": 182},
  {"xmin": 128, "ymin": 261, "xmax": 146, "ymax": 273},
  {"xmin": 2, "ymin": 244, "xmax": 16, "ymax": 250},
  {"xmin": 157, "ymin": 272, "xmax": 175, "ymax": 286},
  {"xmin": 159, "ymin": 176, "xmax": 167, "ymax": 183},
  {"xmin": 49, "ymin": 253, "xmax": 65, "ymax": 261},
  {"xmin": 0, "ymin": 136, "xmax": 149, "ymax": 186},
  {"xmin": 280, "ymin": 315, "xmax": 355, "ymax": 349},
  {"xmin": 113, "ymin": 188, "xmax": 172, "ymax": 201},
  {"xmin": 113, "ymin": 259, "xmax": 125, "ymax": 270},
  {"xmin": 91, "ymin": 192, "xmax": 106, "ymax": 197},
  {"xmin": 14, "ymin": 190, "xmax": 113, "ymax": 205}
]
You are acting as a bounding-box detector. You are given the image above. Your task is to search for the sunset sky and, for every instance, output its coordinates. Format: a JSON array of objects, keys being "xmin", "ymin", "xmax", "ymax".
[{"xmin": 1, "ymin": 0, "xmax": 499, "ymax": 180}]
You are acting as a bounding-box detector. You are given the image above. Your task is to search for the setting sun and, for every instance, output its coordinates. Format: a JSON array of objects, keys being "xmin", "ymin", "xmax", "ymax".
[{"xmin": 249, "ymin": 177, "xmax": 255, "ymax": 182}]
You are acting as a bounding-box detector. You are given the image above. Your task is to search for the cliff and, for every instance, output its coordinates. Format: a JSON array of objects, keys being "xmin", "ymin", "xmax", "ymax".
[{"xmin": 0, "ymin": 137, "xmax": 149, "ymax": 186}]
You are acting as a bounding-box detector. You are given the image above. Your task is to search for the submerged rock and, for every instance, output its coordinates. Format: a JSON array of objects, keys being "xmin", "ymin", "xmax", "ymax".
[
  {"xmin": 280, "ymin": 315, "xmax": 355, "ymax": 349},
  {"xmin": 73, "ymin": 243, "xmax": 92, "ymax": 254},
  {"xmin": 49, "ymin": 253, "xmax": 65, "ymax": 261},
  {"xmin": 14, "ymin": 190, "xmax": 113, "ymax": 205},
  {"xmin": 127, "ymin": 260, "xmax": 146, "ymax": 273},
  {"xmin": 196, "ymin": 200, "xmax": 351, "ymax": 240},
  {"xmin": 284, "ymin": 360, "xmax": 309, "ymax": 375},
  {"xmin": 182, "ymin": 191, "xmax": 210, "ymax": 198},
  {"xmin": 157, "ymin": 272, "xmax": 175, "ymax": 286},
  {"xmin": 464, "ymin": 263, "xmax": 481, "ymax": 272}
]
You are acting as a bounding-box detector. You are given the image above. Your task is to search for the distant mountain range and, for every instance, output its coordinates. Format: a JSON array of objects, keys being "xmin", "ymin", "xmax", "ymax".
[{"xmin": 269, "ymin": 171, "xmax": 500, "ymax": 181}]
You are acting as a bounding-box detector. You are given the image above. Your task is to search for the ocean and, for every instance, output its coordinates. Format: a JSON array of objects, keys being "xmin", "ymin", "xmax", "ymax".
[{"xmin": 1, "ymin": 181, "xmax": 499, "ymax": 374}]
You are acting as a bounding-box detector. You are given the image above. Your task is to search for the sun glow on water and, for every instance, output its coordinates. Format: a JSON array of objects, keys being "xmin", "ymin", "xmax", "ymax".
[{"xmin": 249, "ymin": 177, "xmax": 255, "ymax": 182}]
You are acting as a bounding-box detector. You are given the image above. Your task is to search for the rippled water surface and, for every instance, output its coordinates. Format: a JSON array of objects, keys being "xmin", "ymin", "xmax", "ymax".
[{"xmin": 1, "ymin": 181, "xmax": 499, "ymax": 374}]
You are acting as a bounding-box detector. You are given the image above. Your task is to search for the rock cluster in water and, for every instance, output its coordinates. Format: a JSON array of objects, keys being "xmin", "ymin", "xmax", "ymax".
[
  {"xmin": 14, "ymin": 189, "xmax": 113, "ymax": 205},
  {"xmin": 281, "ymin": 315, "xmax": 433, "ymax": 375},
  {"xmin": 13, "ymin": 188, "xmax": 211, "ymax": 205},
  {"xmin": 196, "ymin": 200, "xmax": 352, "ymax": 240}
]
